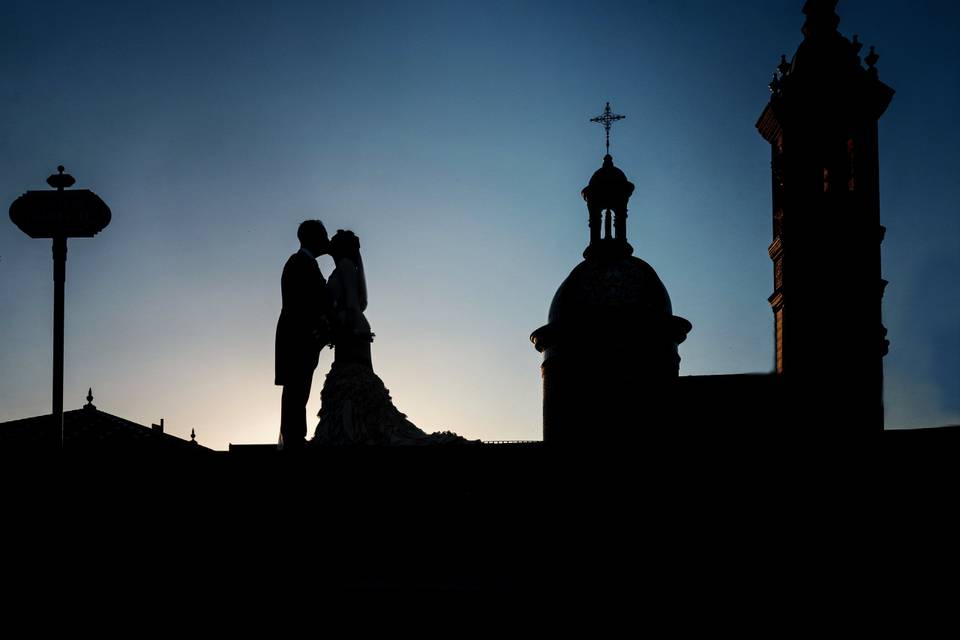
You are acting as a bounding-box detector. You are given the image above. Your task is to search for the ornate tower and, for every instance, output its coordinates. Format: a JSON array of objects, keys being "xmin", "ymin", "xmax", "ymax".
[
  {"xmin": 757, "ymin": 0, "xmax": 893, "ymax": 429},
  {"xmin": 531, "ymin": 105, "xmax": 691, "ymax": 444}
]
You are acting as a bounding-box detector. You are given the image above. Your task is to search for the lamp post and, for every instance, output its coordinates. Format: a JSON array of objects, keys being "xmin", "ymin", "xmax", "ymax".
[{"xmin": 9, "ymin": 166, "xmax": 111, "ymax": 447}]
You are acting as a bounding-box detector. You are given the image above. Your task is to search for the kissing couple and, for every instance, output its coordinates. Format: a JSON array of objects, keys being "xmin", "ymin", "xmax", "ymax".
[{"xmin": 274, "ymin": 220, "xmax": 470, "ymax": 449}]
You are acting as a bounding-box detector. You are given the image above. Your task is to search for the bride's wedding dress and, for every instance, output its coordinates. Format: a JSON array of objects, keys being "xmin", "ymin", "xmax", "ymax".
[{"xmin": 312, "ymin": 257, "xmax": 471, "ymax": 446}]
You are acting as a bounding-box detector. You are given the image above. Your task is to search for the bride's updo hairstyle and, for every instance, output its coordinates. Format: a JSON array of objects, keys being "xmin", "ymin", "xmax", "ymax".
[{"xmin": 328, "ymin": 229, "xmax": 361, "ymax": 262}]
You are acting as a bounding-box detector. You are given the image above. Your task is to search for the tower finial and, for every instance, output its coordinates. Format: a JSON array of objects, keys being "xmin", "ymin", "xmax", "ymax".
[
  {"xmin": 590, "ymin": 102, "xmax": 626, "ymax": 156},
  {"xmin": 865, "ymin": 45, "xmax": 879, "ymax": 72},
  {"xmin": 851, "ymin": 34, "xmax": 863, "ymax": 57},
  {"xmin": 190, "ymin": 428, "xmax": 197, "ymax": 443},
  {"xmin": 84, "ymin": 387, "xmax": 96, "ymax": 410},
  {"xmin": 802, "ymin": 0, "xmax": 840, "ymax": 38},
  {"xmin": 778, "ymin": 54, "xmax": 791, "ymax": 76}
]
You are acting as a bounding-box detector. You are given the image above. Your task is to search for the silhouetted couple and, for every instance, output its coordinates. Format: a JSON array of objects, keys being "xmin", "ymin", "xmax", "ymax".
[{"xmin": 275, "ymin": 220, "xmax": 468, "ymax": 448}]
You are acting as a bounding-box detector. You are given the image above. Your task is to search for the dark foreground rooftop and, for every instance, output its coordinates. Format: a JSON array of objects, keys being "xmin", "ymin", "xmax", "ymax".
[{"xmin": 3, "ymin": 405, "xmax": 957, "ymax": 602}]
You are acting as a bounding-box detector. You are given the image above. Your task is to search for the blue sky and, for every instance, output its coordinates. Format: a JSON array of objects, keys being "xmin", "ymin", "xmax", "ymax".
[{"xmin": 1, "ymin": 0, "xmax": 958, "ymax": 449}]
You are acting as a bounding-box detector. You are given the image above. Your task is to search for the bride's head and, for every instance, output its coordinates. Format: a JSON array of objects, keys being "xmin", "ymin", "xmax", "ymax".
[
  {"xmin": 328, "ymin": 229, "xmax": 361, "ymax": 264},
  {"xmin": 329, "ymin": 229, "xmax": 367, "ymax": 310}
]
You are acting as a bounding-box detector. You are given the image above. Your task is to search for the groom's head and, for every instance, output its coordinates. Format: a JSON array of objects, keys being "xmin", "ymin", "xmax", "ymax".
[{"xmin": 298, "ymin": 220, "xmax": 328, "ymax": 256}]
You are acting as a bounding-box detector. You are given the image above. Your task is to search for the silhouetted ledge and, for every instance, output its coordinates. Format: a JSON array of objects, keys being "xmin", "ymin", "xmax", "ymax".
[{"xmin": 883, "ymin": 425, "xmax": 960, "ymax": 434}]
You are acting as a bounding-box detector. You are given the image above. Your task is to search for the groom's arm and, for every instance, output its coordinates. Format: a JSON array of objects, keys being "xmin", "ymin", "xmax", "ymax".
[{"xmin": 281, "ymin": 255, "xmax": 329, "ymax": 346}]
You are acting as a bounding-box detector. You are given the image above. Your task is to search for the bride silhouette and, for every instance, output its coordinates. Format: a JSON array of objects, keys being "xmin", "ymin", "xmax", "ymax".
[{"xmin": 312, "ymin": 230, "xmax": 472, "ymax": 446}]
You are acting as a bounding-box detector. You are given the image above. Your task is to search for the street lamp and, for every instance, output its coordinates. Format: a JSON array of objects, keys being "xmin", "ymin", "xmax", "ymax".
[{"xmin": 9, "ymin": 166, "xmax": 111, "ymax": 447}]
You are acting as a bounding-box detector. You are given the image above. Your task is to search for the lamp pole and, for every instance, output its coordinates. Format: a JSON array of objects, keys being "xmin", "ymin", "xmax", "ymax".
[
  {"xmin": 53, "ymin": 235, "xmax": 67, "ymax": 446},
  {"xmin": 9, "ymin": 166, "xmax": 111, "ymax": 448}
]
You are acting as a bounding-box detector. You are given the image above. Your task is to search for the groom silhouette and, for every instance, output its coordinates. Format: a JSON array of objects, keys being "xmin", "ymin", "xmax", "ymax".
[{"xmin": 275, "ymin": 220, "xmax": 332, "ymax": 450}]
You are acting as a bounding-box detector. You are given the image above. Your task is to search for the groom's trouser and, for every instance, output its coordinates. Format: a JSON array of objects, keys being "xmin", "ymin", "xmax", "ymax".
[{"xmin": 280, "ymin": 374, "xmax": 313, "ymax": 448}]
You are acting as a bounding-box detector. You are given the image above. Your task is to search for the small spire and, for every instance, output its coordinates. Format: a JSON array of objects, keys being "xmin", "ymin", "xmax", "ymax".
[
  {"xmin": 865, "ymin": 45, "xmax": 879, "ymax": 70},
  {"xmin": 190, "ymin": 428, "xmax": 197, "ymax": 443},
  {"xmin": 851, "ymin": 34, "xmax": 863, "ymax": 57},
  {"xmin": 83, "ymin": 387, "xmax": 96, "ymax": 410},
  {"xmin": 777, "ymin": 54, "xmax": 791, "ymax": 77}
]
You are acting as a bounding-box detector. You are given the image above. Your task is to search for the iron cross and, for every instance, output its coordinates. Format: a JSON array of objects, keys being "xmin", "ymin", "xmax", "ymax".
[{"xmin": 590, "ymin": 102, "xmax": 625, "ymax": 155}]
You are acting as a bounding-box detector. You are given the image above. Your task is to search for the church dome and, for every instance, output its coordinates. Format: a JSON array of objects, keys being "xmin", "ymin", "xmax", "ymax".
[
  {"xmin": 530, "ymin": 142, "xmax": 691, "ymax": 354},
  {"xmin": 547, "ymin": 255, "xmax": 673, "ymax": 326}
]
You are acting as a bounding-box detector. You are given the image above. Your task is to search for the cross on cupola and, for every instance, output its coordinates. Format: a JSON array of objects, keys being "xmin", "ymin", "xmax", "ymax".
[
  {"xmin": 581, "ymin": 102, "xmax": 635, "ymax": 259},
  {"xmin": 590, "ymin": 102, "xmax": 625, "ymax": 155}
]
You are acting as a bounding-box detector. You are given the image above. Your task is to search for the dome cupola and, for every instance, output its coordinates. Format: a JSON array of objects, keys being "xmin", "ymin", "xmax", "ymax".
[{"xmin": 530, "ymin": 104, "xmax": 691, "ymax": 444}]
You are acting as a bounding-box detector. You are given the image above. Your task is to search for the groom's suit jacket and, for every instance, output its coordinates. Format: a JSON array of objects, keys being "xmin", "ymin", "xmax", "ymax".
[{"xmin": 275, "ymin": 250, "xmax": 331, "ymax": 386}]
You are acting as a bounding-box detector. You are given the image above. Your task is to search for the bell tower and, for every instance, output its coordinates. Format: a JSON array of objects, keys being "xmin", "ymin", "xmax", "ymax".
[{"xmin": 757, "ymin": 0, "xmax": 894, "ymax": 429}]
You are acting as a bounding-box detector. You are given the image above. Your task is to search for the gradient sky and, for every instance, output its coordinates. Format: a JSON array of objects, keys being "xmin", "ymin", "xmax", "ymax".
[{"xmin": 2, "ymin": 0, "xmax": 958, "ymax": 449}]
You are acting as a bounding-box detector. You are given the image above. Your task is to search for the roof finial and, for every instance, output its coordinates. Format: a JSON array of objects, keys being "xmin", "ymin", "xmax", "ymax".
[
  {"xmin": 851, "ymin": 34, "xmax": 863, "ymax": 58},
  {"xmin": 46, "ymin": 165, "xmax": 76, "ymax": 191},
  {"xmin": 84, "ymin": 387, "xmax": 96, "ymax": 410},
  {"xmin": 865, "ymin": 45, "xmax": 879, "ymax": 73},
  {"xmin": 777, "ymin": 54, "xmax": 791, "ymax": 77},
  {"xmin": 190, "ymin": 427, "xmax": 197, "ymax": 443},
  {"xmin": 590, "ymin": 102, "xmax": 626, "ymax": 156}
]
